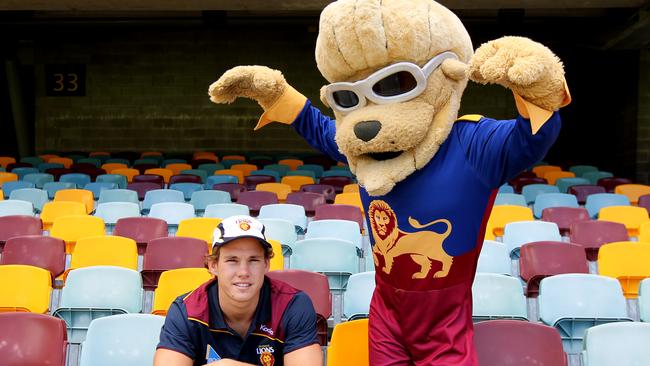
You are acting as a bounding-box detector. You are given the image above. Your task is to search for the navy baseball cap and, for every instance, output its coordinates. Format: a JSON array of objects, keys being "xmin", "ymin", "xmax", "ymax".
[{"xmin": 212, "ymin": 215, "xmax": 272, "ymax": 250}]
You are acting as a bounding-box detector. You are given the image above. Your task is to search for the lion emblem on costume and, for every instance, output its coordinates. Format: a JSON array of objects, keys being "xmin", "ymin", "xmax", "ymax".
[{"xmin": 369, "ymin": 200, "xmax": 453, "ymax": 279}]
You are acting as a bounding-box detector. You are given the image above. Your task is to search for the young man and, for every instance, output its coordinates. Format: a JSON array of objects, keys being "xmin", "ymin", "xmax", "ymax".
[{"xmin": 154, "ymin": 215, "xmax": 323, "ymax": 366}]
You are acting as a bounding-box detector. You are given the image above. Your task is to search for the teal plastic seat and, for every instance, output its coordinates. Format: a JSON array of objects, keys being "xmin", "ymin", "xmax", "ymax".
[
  {"xmin": 344, "ymin": 271, "xmax": 375, "ymax": 320},
  {"xmin": 98, "ymin": 189, "xmax": 139, "ymax": 205},
  {"xmin": 291, "ymin": 238, "xmax": 359, "ymax": 291},
  {"xmin": 2, "ymin": 181, "xmax": 35, "ymax": 198},
  {"xmin": 204, "ymin": 203, "xmax": 250, "ymax": 219},
  {"xmin": 205, "ymin": 175, "xmax": 238, "ymax": 188},
  {"xmin": 494, "ymin": 193, "xmax": 527, "ymax": 207},
  {"xmin": 77, "ymin": 158, "xmax": 101, "ymax": 167},
  {"xmin": 190, "ymin": 190, "xmax": 231, "ymax": 214},
  {"xmin": 38, "ymin": 162, "xmax": 64, "ymax": 172},
  {"xmin": 477, "ymin": 240, "xmax": 511, "ymax": 275},
  {"xmin": 522, "ymin": 184, "xmax": 560, "ymax": 204},
  {"xmin": 22, "ymin": 173, "xmax": 54, "ymax": 189},
  {"xmin": 306, "ymin": 219, "xmax": 362, "ymax": 250},
  {"xmin": 0, "ymin": 200, "xmax": 34, "ymax": 217},
  {"xmin": 9, "ymin": 188, "xmax": 49, "ymax": 212},
  {"xmin": 250, "ymin": 169, "xmax": 280, "ymax": 182},
  {"xmin": 297, "ymin": 164, "xmax": 324, "ymax": 178},
  {"xmin": 533, "ymin": 193, "xmax": 579, "ymax": 218},
  {"xmin": 162, "ymin": 159, "xmax": 186, "ymax": 166},
  {"xmin": 53, "ymin": 266, "xmax": 143, "ymax": 343},
  {"xmin": 197, "ymin": 163, "xmax": 224, "ymax": 176},
  {"xmin": 95, "ymin": 202, "xmax": 141, "ymax": 230},
  {"xmin": 43, "ymin": 182, "xmax": 76, "ymax": 199},
  {"xmin": 263, "ymin": 164, "xmax": 291, "ymax": 177},
  {"xmin": 180, "ymin": 169, "xmax": 208, "ymax": 184},
  {"xmin": 584, "ymin": 193, "xmax": 630, "ymax": 218},
  {"xmin": 556, "ymin": 177, "xmax": 590, "ymax": 193},
  {"xmin": 498, "ymin": 184, "xmax": 514, "ymax": 194},
  {"xmin": 60, "ymin": 173, "xmax": 91, "ymax": 188},
  {"xmin": 142, "ymin": 189, "xmax": 185, "ymax": 213},
  {"xmin": 472, "ymin": 273, "xmax": 527, "ymax": 322},
  {"xmin": 258, "ymin": 204, "xmax": 307, "ymax": 234},
  {"xmin": 568, "ymin": 165, "xmax": 598, "ymax": 177},
  {"xmin": 84, "ymin": 182, "xmax": 118, "ymax": 200},
  {"xmin": 286, "ymin": 170, "xmax": 316, "ymax": 179},
  {"xmin": 148, "ymin": 202, "xmax": 195, "ymax": 234},
  {"xmin": 105, "ymin": 158, "xmax": 130, "ymax": 166},
  {"xmin": 258, "ymin": 218, "xmax": 298, "ymax": 257},
  {"xmin": 502, "ymin": 221, "xmax": 561, "ymax": 259},
  {"xmin": 78, "ymin": 313, "xmax": 164, "ymax": 366},
  {"xmin": 582, "ymin": 322, "xmax": 650, "ymax": 366},
  {"xmin": 323, "ymin": 169, "xmax": 354, "ymax": 178},
  {"xmin": 133, "ymin": 158, "xmax": 159, "ymax": 167},
  {"xmin": 583, "ymin": 171, "xmax": 613, "ymax": 185},
  {"xmin": 170, "ymin": 182, "xmax": 204, "ymax": 201},
  {"xmin": 20, "ymin": 156, "xmax": 43, "ymax": 166},
  {"xmin": 639, "ymin": 279, "xmax": 650, "ymax": 322},
  {"xmin": 221, "ymin": 159, "xmax": 245, "ymax": 169},
  {"xmin": 96, "ymin": 174, "xmax": 128, "ymax": 189},
  {"xmin": 12, "ymin": 167, "xmax": 39, "ymax": 179},
  {"xmin": 538, "ymin": 273, "xmax": 631, "ymax": 354}
]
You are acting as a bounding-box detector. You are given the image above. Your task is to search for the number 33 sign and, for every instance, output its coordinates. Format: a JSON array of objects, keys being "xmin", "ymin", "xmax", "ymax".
[{"xmin": 45, "ymin": 64, "xmax": 85, "ymax": 96}]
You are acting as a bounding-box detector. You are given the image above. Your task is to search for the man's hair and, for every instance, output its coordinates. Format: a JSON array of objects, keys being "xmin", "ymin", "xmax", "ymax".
[{"xmin": 205, "ymin": 239, "xmax": 274, "ymax": 265}]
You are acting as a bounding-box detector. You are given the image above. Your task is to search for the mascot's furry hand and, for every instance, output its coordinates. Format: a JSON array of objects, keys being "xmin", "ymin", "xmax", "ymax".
[
  {"xmin": 469, "ymin": 36, "xmax": 567, "ymax": 111},
  {"xmin": 208, "ymin": 66, "xmax": 288, "ymax": 111}
]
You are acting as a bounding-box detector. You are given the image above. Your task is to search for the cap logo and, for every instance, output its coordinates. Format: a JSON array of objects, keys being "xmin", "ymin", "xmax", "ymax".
[{"xmin": 239, "ymin": 222, "xmax": 251, "ymax": 231}]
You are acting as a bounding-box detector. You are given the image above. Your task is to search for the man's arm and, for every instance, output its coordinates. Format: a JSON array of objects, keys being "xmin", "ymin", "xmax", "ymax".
[
  {"xmin": 285, "ymin": 344, "xmax": 323, "ymax": 366},
  {"xmin": 155, "ymin": 301, "xmax": 197, "ymax": 366},
  {"xmin": 154, "ymin": 348, "xmax": 193, "ymax": 366},
  {"xmin": 280, "ymin": 292, "xmax": 324, "ymax": 366}
]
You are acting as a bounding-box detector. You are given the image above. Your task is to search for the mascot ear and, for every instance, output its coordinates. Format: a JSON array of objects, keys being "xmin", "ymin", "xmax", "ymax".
[
  {"xmin": 319, "ymin": 85, "xmax": 330, "ymax": 108},
  {"xmin": 441, "ymin": 58, "xmax": 469, "ymax": 81}
]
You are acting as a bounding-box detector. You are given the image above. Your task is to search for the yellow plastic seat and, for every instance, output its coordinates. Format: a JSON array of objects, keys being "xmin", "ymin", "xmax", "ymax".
[
  {"xmin": 0, "ymin": 264, "xmax": 52, "ymax": 313},
  {"xmin": 0, "ymin": 172, "xmax": 18, "ymax": 186},
  {"xmin": 269, "ymin": 239, "xmax": 284, "ymax": 271},
  {"xmin": 221, "ymin": 155, "xmax": 245, "ymax": 161},
  {"xmin": 0, "ymin": 157, "xmax": 16, "ymax": 168},
  {"xmin": 144, "ymin": 168, "xmax": 174, "ymax": 184},
  {"xmin": 141, "ymin": 151, "xmax": 163, "ymax": 158},
  {"xmin": 152, "ymin": 268, "xmax": 213, "ymax": 316},
  {"xmin": 532, "ymin": 165, "xmax": 561, "ymax": 179},
  {"xmin": 176, "ymin": 217, "xmax": 222, "ymax": 249},
  {"xmin": 112, "ymin": 168, "xmax": 140, "ymax": 183},
  {"xmin": 543, "ymin": 171, "xmax": 575, "ymax": 185},
  {"xmin": 614, "ymin": 184, "xmax": 650, "ymax": 205},
  {"xmin": 0, "ymin": 190, "xmax": 3, "ymax": 201},
  {"xmin": 66, "ymin": 235, "xmax": 138, "ymax": 281},
  {"xmin": 598, "ymin": 241, "xmax": 650, "ymax": 298},
  {"xmin": 54, "ymin": 189, "xmax": 94, "ymax": 214},
  {"xmin": 165, "ymin": 163, "xmax": 193, "ymax": 176},
  {"xmin": 343, "ymin": 184, "xmax": 360, "ymax": 193},
  {"xmin": 638, "ymin": 222, "xmax": 650, "ymax": 243},
  {"xmin": 193, "ymin": 152, "xmax": 218, "ymax": 161},
  {"xmin": 50, "ymin": 215, "xmax": 105, "ymax": 254},
  {"xmin": 101, "ymin": 163, "xmax": 128, "ymax": 174},
  {"xmin": 484, "ymin": 205, "xmax": 534, "ymax": 240},
  {"xmin": 49, "ymin": 157, "xmax": 73, "ymax": 168},
  {"xmin": 598, "ymin": 206, "xmax": 649, "ymax": 237},
  {"xmin": 40, "ymin": 201, "xmax": 87, "ymax": 231},
  {"xmin": 334, "ymin": 192, "xmax": 365, "ymax": 214},
  {"xmin": 256, "ymin": 183, "xmax": 292, "ymax": 201},
  {"xmin": 327, "ymin": 319, "xmax": 369, "ymax": 366},
  {"xmin": 215, "ymin": 169, "xmax": 244, "ymax": 184},
  {"xmin": 281, "ymin": 176, "xmax": 315, "ymax": 192},
  {"xmin": 278, "ymin": 159, "xmax": 304, "ymax": 171},
  {"xmin": 231, "ymin": 164, "xmax": 258, "ymax": 177}
]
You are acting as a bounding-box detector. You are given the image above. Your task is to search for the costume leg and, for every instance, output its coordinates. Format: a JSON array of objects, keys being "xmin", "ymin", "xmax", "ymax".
[{"xmin": 368, "ymin": 285, "xmax": 413, "ymax": 366}]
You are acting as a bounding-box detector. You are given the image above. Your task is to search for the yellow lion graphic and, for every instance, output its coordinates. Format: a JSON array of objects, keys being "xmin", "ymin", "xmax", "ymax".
[{"xmin": 369, "ymin": 200, "xmax": 453, "ymax": 279}]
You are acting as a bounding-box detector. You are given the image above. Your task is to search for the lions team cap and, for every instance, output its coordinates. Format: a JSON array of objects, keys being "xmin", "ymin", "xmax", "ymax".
[{"xmin": 212, "ymin": 215, "xmax": 272, "ymax": 250}]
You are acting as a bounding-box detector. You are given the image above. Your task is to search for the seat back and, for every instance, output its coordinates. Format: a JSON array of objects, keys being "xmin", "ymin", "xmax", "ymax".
[
  {"xmin": 533, "ymin": 193, "xmax": 578, "ymax": 218},
  {"xmin": 285, "ymin": 192, "xmax": 326, "ymax": 216},
  {"xmin": 0, "ymin": 215, "xmax": 42, "ymax": 244},
  {"xmin": 95, "ymin": 202, "xmax": 141, "ymax": 226},
  {"xmin": 494, "ymin": 193, "xmax": 527, "ymax": 207},
  {"xmin": 143, "ymin": 168, "xmax": 173, "ymax": 183},
  {"xmin": 98, "ymin": 189, "xmax": 139, "ymax": 204},
  {"xmin": 568, "ymin": 184, "xmax": 606, "ymax": 204},
  {"xmin": 2, "ymin": 236, "xmax": 65, "ymax": 278},
  {"xmin": 472, "ymin": 273, "xmax": 527, "ymax": 321},
  {"xmin": 215, "ymin": 169, "xmax": 244, "ymax": 184},
  {"xmin": 231, "ymin": 163, "xmax": 258, "ymax": 177},
  {"xmin": 149, "ymin": 202, "xmax": 196, "ymax": 228},
  {"xmin": 334, "ymin": 192, "xmax": 364, "ymax": 213},
  {"xmin": 23, "ymin": 173, "xmax": 54, "ymax": 189},
  {"xmin": 113, "ymin": 217, "xmax": 168, "ymax": 254},
  {"xmin": 532, "ymin": 165, "xmax": 561, "ymax": 178},
  {"xmin": 569, "ymin": 220, "xmax": 628, "ymax": 260},
  {"xmin": 9, "ymin": 188, "xmax": 48, "ymax": 212},
  {"xmin": 53, "ymin": 189, "xmax": 94, "ymax": 214},
  {"xmin": 300, "ymin": 184, "xmax": 336, "ymax": 202},
  {"xmin": 519, "ymin": 241, "xmax": 588, "ymax": 296},
  {"xmin": 165, "ymin": 163, "xmax": 193, "ymax": 176},
  {"xmin": 598, "ymin": 241, "xmax": 650, "ymax": 298},
  {"xmin": 258, "ymin": 203, "xmax": 307, "ymax": 234},
  {"xmin": 176, "ymin": 217, "xmax": 221, "ymax": 245},
  {"xmin": 477, "ymin": 240, "xmax": 511, "ymax": 275},
  {"xmin": 132, "ymin": 174, "xmax": 165, "ymax": 187},
  {"xmin": 521, "ymin": 184, "xmax": 559, "ymax": 204},
  {"xmin": 204, "ymin": 203, "xmax": 250, "ymax": 219},
  {"xmin": 614, "ymin": 184, "xmax": 650, "ymax": 205},
  {"xmin": 306, "ymin": 219, "xmax": 362, "ymax": 249},
  {"xmin": 568, "ymin": 165, "xmax": 598, "ymax": 177},
  {"xmin": 314, "ymin": 204, "xmax": 364, "ymax": 231},
  {"xmin": 343, "ymin": 271, "xmax": 375, "ymax": 319},
  {"xmin": 484, "ymin": 205, "xmax": 534, "ymax": 240},
  {"xmin": 281, "ymin": 175, "xmax": 315, "ymax": 192},
  {"xmin": 582, "ymin": 322, "xmax": 650, "ymax": 366},
  {"xmin": 585, "ymin": 193, "xmax": 630, "ymax": 218},
  {"xmin": 59, "ymin": 173, "xmax": 91, "ymax": 188},
  {"xmin": 327, "ymin": 319, "xmax": 369, "ymax": 366},
  {"xmin": 244, "ymin": 175, "xmax": 276, "ymax": 190},
  {"xmin": 238, "ymin": 190, "xmax": 279, "ymax": 213},
  {"xmin": 189, "ymin": 190, "xmax": 230, "ymax": 213},
  {"xmin": 69, "ymin": 236, "xmax": 138, "ymax": 275},
  {"xmin": 142, "ymin": 189, "xmax": 185, "ymax": 212},
  {"xmin": 152, "ymin": 268, "xmax": 213, "ymax": 315},
  {"xmin": 541, "ymin": 207, "xmax": 589, "ymax": 235},
  {"xmin": 291, "ymin": 238, "xmax": 359, "ymax": 290},
  {"xmin": 0, "ymin": 264, "xmax": 52, "ymax": 313},
  {"xmin": 277, "ymin": 159, "xmax": 303, "ymax": 171},
  {"xmin": 545, "ymin": 170, "xmax": 575, "ymax": 185},
  {"xmin": 258, "ymin": 218, "xmax": 298, "ymax": 252},
  {"xmin": 169, "ymin": 182, "xmax": 204, "ymax": 200},
  {"xmin": 255, "ymin": 183, "xmax": 291, "ymax": 201},
  {"xmin": 50, "ymin": 215, "xmax": 105, "ymax": 253},
  {"xmin": 95, "ymin": 173, "xmax": 128, "ymax": 189},
  {"xmin": 0, "ymin": 313, "xmax": 67, "ymax": 366},
  {"xmin": 503, "ymin": 221, "xmax": 561, "ymax": 259},
  {"xmin": 555, "ymin": 177, "xmax": 590, "ymax": 193},
  {"xmin": 40, "ymin": 201, "xmax": 87, "ymax": 230},
  {"xmin": 598, "ymin": 206, "xmax": 649, "ymax": 236},
  {"xmin": 583, "ymin": 171, "xmax": 613, "ymax": 185}
]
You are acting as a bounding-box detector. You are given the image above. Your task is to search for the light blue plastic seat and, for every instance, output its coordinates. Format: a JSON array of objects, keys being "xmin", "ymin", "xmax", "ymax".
[
  {"xmin": 197, "ymin": 163, "xmax": 224, "ymax": 176},
  {"xmin": 477, "ymin": 240, "xmax": 511, "ymax": 275},
  {"xmin": 190, "ymin": 190, "xmax": 231, "ymax": 214},
  {"xmin": 0, "ymin": 200, "xmax": 34, "ymax": 217},
  {"xmin": 84, "ymin": 182, "xmax": 118, "ymax": 200},
  {"xmin": 2, "ymin": 181, "xmax": 35, "ymax": 198},
  {"xmin": 472, "ymin": 273, "xmax": 527, "ymax": 322},
  {"xmin": 205, "ymin": 175, "xmax": 238, "ymax": 188},
  {"xmin": 77, "ymin": 158, "xmax": 101, "ymax": 167},
  {"xmin": 180, "ymin": 169, "xmax": 208, "ymax": 184},
  {"xmin": 20, "ymin": 156, "xmax": 43, "ymax": 166},
  {"xmin": 568, "ymin": 165, "xmax": 598, "ymax": 177},
  {"xmin": 105, "ymin": 158, "xmax": 130, "ymax": 166},
  {"xmin": 12, "ymin": 167, "xmax": 39, "ymax": 179},
  {"xmin": 344, "ymin": 271, "xmax": 375, "ymax": 320},
  {"xmin": 330, "ymin": 165, "xmax": 351, "ymax": 171},
  {"xmin": 52, "ymin": 266, "xmax": 143, "ymax": 343},
  {"xmin": 60, "ymin": 173, "xmax": 91, "ymax": 188},
  {"xmin": 96, "ymin": 174, "xmax": 128, "ymax": 189},
  {"xmin": 494, "ymin": 193, "xmax": 527, "ymax": 207},
  {"xmin": 263, "ymin": 164, "xmax": 291, "ymax": 177},
  {"xmin": 98, "ymin": 189, "xmax": 139, "ymax": 205},
  {"xmin": 583, "ymin": 171, "xmax": 613, "ymax": 185},
  {"xmin": 584, "ymin": 193, "xmax": 631, "ymax": 219},
  {"xmin": 162, "ymin": 158, "xmax": 186, "ymax": 166},
  {"xmin": 37, "ymin": 162, "xmax": 64, "ymax": 173},
  {"xmin": 204, "ymin": 203, "xmax": 250, "ymax": 219},
  {"xmin": 323, "ymin": 169, "xmax": 354, "ymax": 178},
  {"xmin": 522, "ymin": 184, "xmax": 560, "ymax": 204},
  {"xmin": 582, "ymin": 322, "xmax": 650, "ymax": 366},
  {"xmin": 291, "ymin": 238, "xmax": 359, "ymax": 291},
  {"xmin": 539, "ymin": 274, "xmax": 631, "ymax": 354},
  {"xmin": 148, "ymin": 202, "xmax": 195, "ymax": 234},
  {"xmin": 170, "ymin": 183, "xmax": 204, "ymax": 201},
  {"xmin": 43, "ymin": 182, "xmax": 77, "ymax": 199},
  {"xmin": 9, "ymin": 188, "xmax": 49, "ymax": 212},
  {"xmin": 286, "ymin": 170, "xmax": 317, "ymax": 179},
  {"xmin": 258, "ymin": 204, "xmax": 307, "ymax": 234},
  {"xmin": 306, "ymin": 219, "xmax": 362, "ymax": 251},
  {"xmin": 142, "ymin": 189, "xmax": 185, "ymax": 213},
  {"xmin": 78, "ymin": 313, "xmax": 164, "ymax": 366},
  {"xmin": 502, "ymin": 221, "xmax": 561, "ymax": 259},
  {"xmin": 22, "ymin": 173, "xmax": 54, "ymax": 189},
  {"xmin": 95, "ymin": 202, "xmax": 141, "ymax": 231},
  {"xmin": 250, "ymin": 170, "xmax": 280, "ymax": 182},
  {"xmin": 297, "ymin": 164, "xmax": 324, "ymax": 178},
  {"xmin": 259, "ymin": 218, "xmax": 298, "ymax": 258},
  {"xmin": 639, "ymin": 279, "xmax": 650, "ymax": 323},
  {"xmin": 533, "ymin": 193, "xmax": 579, "ymax": 218},
  {"xmin": 556, "ymin": 177, "xmax": 590, "ymax": 193},
  {"xmin": 498, "ymin": 184, "xmax": 514, "ymax": 194}
]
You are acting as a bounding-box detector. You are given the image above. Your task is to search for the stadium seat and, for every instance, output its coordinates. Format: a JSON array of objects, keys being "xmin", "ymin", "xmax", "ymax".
[
  {"xmin": 597, "ymin": 177, "xmax": 633, "ymax": 193},
  {"xmin": 585, "ymin": 193, "xmax": 630, "ymax": 218},
  {"xmin": 298, "ymin": 164, "xmax": 325, "ymax": 178},
  {"xmin": 0, "ymin": 312, "xmax": 68, "ymax": 366},
  {"xmin": 614, "ymin": 183, "xmax": 650, "ymax": 205},
  {"xmin": 168, "ymin": 174, "xmax": 202, "ymax": 185},
  {"xmin": 264, "ymin": 164, "xmax": 291, "ymax": 177},
  {"xmin": 206, "ymin": 174, "xmax": 239, "ymax": 187},
  {"xmin": 569, "ymin": 221, "xmax": 629, "ymax": 261},
  {"xmin": 314, "ymin": 204, "xmax": 365, "ymax": 232},
  {"xmin": 11, "ymin": 167, "xmax": 39, "ymax": 180},
  {"xmin": 555, "ymin": 177, "xmax": 590, "ymax": 193},
  {"xmin": 49, "ymin": 215, "xmax": 105, "ymax": 253},
  {"xmin": 540, "ymin": 207, "xmax": 589, "ymax": 236},
  {"xmin": 1, "ymin": 236, "xmax": 64, "ymax": 279},
  {"xmin": 94, "ymin": 202, "xmax": 141, "ymax": 231},
  {"xmin": 43, "ymin": 181, "xmax": 76, "ymax": 199},
  {"xmin": 189, "ymin": 190, "xmax": 230, "ymax": 214},
  {"xmin": 521, "ymin": 184, "xmax": 559, "ymax": 204},
  {"xmin": 327, "ymin": 319, "xmax": 369, "ymax": 366},
  {"xmin": 142, "ymin": 237, "xmax": 208, "ymax": 290},
  {"xmin": 169, "ymin": 182, "xmax": 203, "ymax": 200},
  {"xmin": 204, "ymin": 203, "xmax": 250, "ymax": 219},
  {"xmin": 503, "ymin": 221, "xmax": 561, "ymax": 259},
  {"xmin": 290, "ymin": 238, "xmax": 359, "ymax": 291},
  {"xmin": 306, "ymin": 219, "xmax": 362, "ymax": 250},
  {"xmin": 0, "ymin": 200, "xmax": 34, "ymax": 217},
  {"xmin": 53, "ymin": 189, "xmax": 94, "ymax": 214},
  {"xmin": 0, "ymin": 215, "xmax": 42, "ymax": 247},
  {"xmin": 59, "ymin": 173, "xmax": 91, "ymax": 188},
  {"xmin": 250, "ymin": 169, "xmax": 280, "ymax": 182},
  {"xmin": 148, "ymin": 202, "xmax": 196, "ymax": 233},
  {"xmin": 176, "ymin": 217, "xmax": 221, "ymax": 246},
  {"xmin": 334, "ymin": 192, "xmax": 364, "ymax": 214},
  {"xmin": 640, "ymin": 279, "xmax": 650, "ymax": 322},
  {"xmin": 76, "ymin": 158, "xmax": 100, "ymax": 167},
  {"xmin": 494, "ymin": 193, "xmax": 527, "ymax": 207},
  {"xmin": 245, "ymin": 175, "xmax": 276, "ymax": 191},
  {"xmin": 67, "ymin": 236, "xmax": 138, "ymax": 279},
  {"xmin": 256, "ymin": 182, "xmax": 292, "ymax": 201},
  {"xmin": 100, "ymin": 163, "xmax": 128, "ymax": 174},
  {"xmin": 583, "ymin": 171, "xmax": 613, "ymax": 185},
  {"xmin": 569, "ymin": 165, "xmax": 598, "ymax": 177},
  {"xmin": 598, "ymin": 241, "xmax": 650, "ymax": 298},
  {"xmin": 98, "ymin": 188, "xmax": 139, "ymax": 204},
  {"xmin": 1, "ymin": 181, "xmax": 35, "ymax": 198},
  {"xmin": 598, "ymin": 206, "xmax": 649, "ymax": 236},
  {"xmin": 301, "ymin": 184, "xmax": 336, "ymax": 202},
  {"xmin": 180, "ymin": 169, "xmax": 208, "ymax": 183},
  {"xmin": 9, "ymin": 188, "xmax": 48, "ymax": 212},
  {"xmin": 484, "ymin": 205, "xmax": 534, "ymax": 240},
  {"xmin": 151, "ymin": 268, "xmax": 213, "ymax": 315},
  {"xmin": 472, "ymin": 273, "xmax": 527, "ymax": 322},
  {"xmin": 477, "ymin": 240, "xmax": 511, "ymax": 275},
  {"xmin": 285, "ymin": 192, "xmax": 326, "ymax": 216},
  {"xmin": 144, "ymin": 168, "xmax": 174, "ymax": 184},
  {"xmin": 532, "ymin": 165, "xmax": 561, "ymax": 178},
  {"xmin": 113, "ymin": 217, "xmax": 168, "ymax": 254},
  {"xmin": 342, "ymin": 183, "xmax": 359, "ymax": 193},
  {"xmin": 215, "ymin": 169, "xmax": 244, "ymax": 184},
  {"xmin": 538, "ymin": 273, "xmax": 631, "ymax": 353},
  {"xmin": 533, "ymin": 193, "xmax": 579, "ymax": 218},
  {"xmin": 78, "ymin": 313, "xmax": 164, "ymax": 366},
  {"xmin": 164, "ymin": 163, "xmax": 193, "ymax": 176},
  {"xmin": 231, "ymin": 163, "xmax": 258, "ymax": 177},
  {"xmin": 498, "ymin": 184, "xmax": 514, "ymax": 193},
  {"xmin": 281, "ymin": 175, "xmax": 315, "ymax": 192},
  {"xmin": 211, "ymin": 183, "xmax": 246, "ymax": 201},
  {"xmin": 83, "ymin": 182, "xmax": 118, "ymax": 199},
  {"xmin": 221, "ymin": 157, "xmax": 245, "ymax": 167},
  {"xmin": 0, "ymin": 156, "xmax": 16, "ymax": 168},
  {"xmin": 96, "ymin": 174, "xmax": 128, "ymax": 189},
  {"xmin": 323, "ymin": 169, "xmax": 354, "ymax": 179},
  {"xmin": 0, "ymin": 264, "xmax": 52, "ymax": 313},
  {"xmin": 343, "ymin": 271, "xmax": 375, "ymax": 320},
  {"xmin": 582, "ymin": 322, "xmax": 650, "ymax": 366},
  {"xmin": 126, "ymin": 182, "xmax": 161, "ymax": 201},
  {"xmin": 567, "ymin": 184, "xmax": 606, "ymax": 204},
  {"xmin": 238, "ymin": 191, "xmax": 279, "ymax": 215},
  {"xmin": 321, "ymin": 176, "xmax": 354, "ymax": 193},
  {"xmin": 38, "ymin": 162, "xmax": 64, "ymax": 173},
  {"xmin": 142, "ymin": 189, "xmax": 185, "ymax": 213},
  {"xmin": 258, "ymin": 203, "xmax": 307, "ymax": 234},
  {"xmin": 40, "ymin": 201, "xmax": 86, "ymax": 230},
  {"xmin": 132, "ymin": 174, "xmax": 165, "ymax": 188},
  {"xmin": 511, "ymin": 177, "xmax": 548, "ymax": 194},
  {"xmin": 519, "ymin": 241, "xmax": 588, "ymax": 296},
  {"xmin": 22, "ymin": 173, "xmax": 54, "ymax": 189},
  {"xmin": 278, "ymin": 159, "xmax": 303, "ymax": 171}
]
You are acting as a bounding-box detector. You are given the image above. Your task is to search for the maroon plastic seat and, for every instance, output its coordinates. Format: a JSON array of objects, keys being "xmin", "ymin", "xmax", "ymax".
[
  {"xmin": 319, "ymin": 176, "xmax": 353, "ymax": 193},
  {"xmin": 73, "ymin": 168, "xmax": 106, "ymax": 181},
  {"xmin": 300, "ymin": 184, "xmax": 336, "ymax": 202},
  {"xmin": 249, "ymin": 158, "xmax": 274, "ymax": 169},
  {"xmin": 569, "ymin": 220, "xmax": 629, "ymax": 261},
  {"xmin": 169, "ymin": 174, "xmax": 202, "ymax": 185},
  {"xmin": 567, "ymin": 184, "xmax": 606, "ymax": 204},
  {"xmin": 638, "ymin": 194, "xmax": 650, "ymax": 215},
  {"xmin": 126, "ymin": 182, "xmax": 162, "ymax": 201},
  {"xmin": 191, "ymin": 159, "xmax": 217, "ymax": 168},
  {"xmin": 1, "ymin": 236, "xmax": 66, "ymax": 279},
  {"xmin": 45, "ymin": 168, "xmax": 73, "ymax": 181},
  {"xmin": 141, "ymin": 237, "xmax": 207, "ymax": 290},
  {"xmin": 132, "ymin": 164, "xmax": 159, "ymax": 175},
  {"xmin": 597, "ymin": 177, "xmax": 633, "ymax": 193},
  {"xmin": 474, "ymin": 320, "xmax": 567, "ymax": 366},
  {"xmin": 6, "ymin": 162, "xmax": 33, "ymax": 171},
  {"xmin": 212, "ymin": 183, "xmax": 247, "ymax": 202},
  {"xmin": 113, "ymin": 217, "xmax": 168, "ymax": 255},
  {"xmin": 132, "ymin": 174, "xmax": 165, "ymax": 188},
  {"xmin": 286, "ymin": 192, "xmax": 326, "ymax": 216},
  {"xmin": 303, "ymin": 155, "xmax": 336, "ymax": 170},
  {"xmin": 266, "ymin": 270, "xmax": 332, "ymax": 346},
  {"xmin": 519, "ymin": 241, "xmax": 589, "ymax": 297},
  {"xmin": 541, "ymin": 207, "xmax": 590, "ymax": 236},
  {"xmin": 0, "ymin": 216, "xmax": 43, "ymax": 251},
  {"xmin": 244, "ymin": 175, "xmax": 276, "ymax": 191},
  {"xmin": 237, "ymin": 191, "xmax": 279, "ymax": 215},
  {"xmin": 70, "ymin": 162, "xmax": 97, "ymax": 171},
  {"xmin": 508, "ymin": 171, "xmax": 537, "ymax": 183},
  {"xmin": 314, "ymin": 204, "xmax": 364, "ymax": 232},
  {"xmin": 510, "ymin": 177, "xmax": 547, "ymax": 193},
  {"xmin": 0, "ymin": 312, "xmax": 68, "ymax": 366}
]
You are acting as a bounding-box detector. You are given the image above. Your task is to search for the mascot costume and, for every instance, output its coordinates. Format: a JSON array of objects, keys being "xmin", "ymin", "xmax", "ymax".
[{"xmin": 208, "ymin": 0, "xmax": 571, "ymax": 364}]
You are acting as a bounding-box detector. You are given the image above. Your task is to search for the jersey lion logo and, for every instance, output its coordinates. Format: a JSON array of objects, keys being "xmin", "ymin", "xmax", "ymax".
[
  {"xmin": 369, "ymin": 200, "xmax": 453, "ymax": 279},
  {"xmin": 260, "ymin": 351, "xmax": 275, "ymax": 366}
]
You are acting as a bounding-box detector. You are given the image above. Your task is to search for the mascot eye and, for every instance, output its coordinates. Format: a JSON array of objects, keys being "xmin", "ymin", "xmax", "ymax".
[
  {"xmin": 372, "ymin": 71, "xmax": 418, "ymax": 97},
  {"xmin": 332, "ymin": 90, "xmax": 360, "ymax": 108}
]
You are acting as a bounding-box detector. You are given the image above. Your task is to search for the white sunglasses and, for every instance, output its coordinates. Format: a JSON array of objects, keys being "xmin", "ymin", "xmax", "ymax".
[{"xmin": 324, "ymin": 51, "xmax": 459, "ymax": 114}]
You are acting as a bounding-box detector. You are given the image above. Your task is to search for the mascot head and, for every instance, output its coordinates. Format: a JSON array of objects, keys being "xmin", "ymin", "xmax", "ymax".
[{"xmin": 315, "ymin": 0, "xmax": 473, "ymax": 196}]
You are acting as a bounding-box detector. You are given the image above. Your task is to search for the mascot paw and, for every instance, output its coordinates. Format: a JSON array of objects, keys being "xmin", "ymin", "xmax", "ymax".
[
  {"xmin": 208, "ymin": 65, "xmax": 288, "ymax": 110},
  {"xmin": 468, "ymin": 36, "xmax": 567, "ymax": 110}
]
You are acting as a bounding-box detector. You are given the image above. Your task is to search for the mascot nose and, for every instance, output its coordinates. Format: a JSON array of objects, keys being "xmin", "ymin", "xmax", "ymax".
[{"xmin": 354, "ymin": 120, "xmax": 382, "ymax": 142}]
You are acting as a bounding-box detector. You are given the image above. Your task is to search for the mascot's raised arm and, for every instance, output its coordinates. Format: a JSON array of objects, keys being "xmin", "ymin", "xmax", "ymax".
[{"xmin": 209, "ymin": 0, "xmax": 570, "ymax": 364}]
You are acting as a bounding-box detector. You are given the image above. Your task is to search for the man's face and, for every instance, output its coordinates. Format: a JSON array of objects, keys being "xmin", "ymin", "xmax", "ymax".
[{"xmin": 209, "ymin": 237, "xmax": 270, "ymax": 305}]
